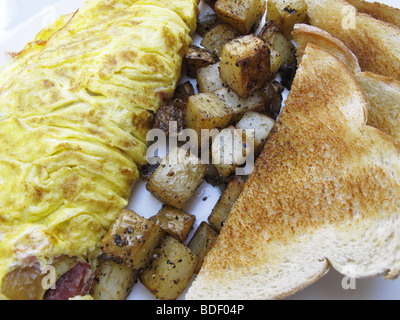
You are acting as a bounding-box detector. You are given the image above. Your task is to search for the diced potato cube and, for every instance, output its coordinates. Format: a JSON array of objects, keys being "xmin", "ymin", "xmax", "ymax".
[
  {"xmin": 266, "ymin": 0, "xmax": 308, "ymax": 39},
  {"xmin": 187, "ymin": 222, "xmax": 219, "ymax": 273},
  {"xmin": 140, "ymin": 158, "xmax": 161, "ymax": 181},
  {"xmin": 204, "ymin": 163, "xmax": 226, "ymax": 187},
  {"xmin": 173, "ymin": 81, "xmax": 195, "ymax": 104},
  {"xmin": 186, "ymin": 92, "xmax": 234, "ymax": 136},
  {"xmin": 208, "ymin": 176, "xmax": 246, "ymax": 232},
  {"xmin": 203, "ymin": 0, "xmax": 218, "ymax": 9},
  {"xmin": 185, "ymin": 45, "xmax": 218, "ymax": 79},
  {"xmin": 213, "ymin": 87, "xmax": 265, "ymax": 123},
  {"xmin": 200, "ymin": 24, "xmax": 240, "ymax": 57},
  {"xmin": 140, "ymin": 236, "xmax": 197, "ymax": 300},
  {"xmin": 90, "ymin": 257, "xmax": 139, "ymax": 300},
  {"xmin": 220, "ymin": 35, "xmax": 271, "ymax": 98},
  {"xmin": 146, "ymin": 147, "xmax": 208, "ymax": 209},
  {"xmin": 279, "ymin": 61, "xmax": 297, "ymax": 89},
  {"xmin": 149, "ymin": 205, "xmax": 196, "ymax": 242},
  {"xmin": 257, "ymin": 20, "xmax": 296, "ymax": 67},
  {"xmin": 196, "ymin": 13, "xmax": 220, "ymax": 38},
  {"xmin": 214, "ymin": 0, "xmax": 266, "ymax": 34},
  {"xmin": 266, "ymin": 0, "xmax": 283, "ymax": 30},
  {"xmin": 279, "ymin": 0, "xmax": 308, "ymax": 39},
  {"xmin": 211, "ymin": 126, "xmax": 254, "ymax": 178},
  {"xmin": 261, "ymin": 81, "xmax": 285, "ymax": 119},
  {"xmin": 100, "ymin": 210, "xmax": 166, "ymax": 270},
  {"xmin": 153, "ymin": 99, "xmax": 186, "ymax": 138},
  {"xmin": 236, "ymin": 111, "xmax": 276, "ymax": 154},
  {"xmin": 269, "ymin": 46, "xmax": 282, "ymax": 78},
  {"xmin": 197, "ymin": 62, "xmax": 227, "ymax": 93}
]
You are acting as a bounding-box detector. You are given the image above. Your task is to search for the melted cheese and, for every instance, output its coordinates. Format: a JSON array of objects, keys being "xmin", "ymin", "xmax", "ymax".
[{"xmin": 0, "ymin": 0, "xmax": 198, "ymax": 298}]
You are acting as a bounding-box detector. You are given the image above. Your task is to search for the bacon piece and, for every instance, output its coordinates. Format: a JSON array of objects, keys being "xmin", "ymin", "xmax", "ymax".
[{"xmin": 44, "ymin": 262, "xmax": 93, "ymax": 300}]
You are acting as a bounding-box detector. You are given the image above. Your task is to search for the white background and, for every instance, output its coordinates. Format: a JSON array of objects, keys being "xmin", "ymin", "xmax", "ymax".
[{"xmin": 0, "ymin": 0, "xmax": 399, "ymax": 300}]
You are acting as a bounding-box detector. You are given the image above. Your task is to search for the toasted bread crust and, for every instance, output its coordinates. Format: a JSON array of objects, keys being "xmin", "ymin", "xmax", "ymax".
[
  {"xmin": 346, "ymin": 0, "xmax": 400, "ymax": 29},
  {"xmin": 292, "ymin": 24, "xmax": 361, "ymax": 73},
  {"xmin": 186, "ymin": 44, "xmax": 400, "ymax": 300},
  {"xmin": 305, "ymin": 0, "xmax": 400, "ymax": 81},
  {"xmin": 356, "ymin": 72, "xmax": 400, "ymax": 142},
  {"xmin": 291, "ymin": 23, "xmax": 400, "ymax": 145}
]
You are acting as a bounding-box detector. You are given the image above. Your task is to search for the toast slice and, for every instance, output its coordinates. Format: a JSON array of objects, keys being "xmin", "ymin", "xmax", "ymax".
[
  {"xmin": 346, "ymin": 0, "xmax": 400, "ymax": 29},
  {"xmin": 292, "ymin": 23, "xmax": 361, "ymax": 73},
  {"xmin": 305, "ymin": 0, "xmax": 400, "ymax": 81},
  {"xmin": 293, "ymin": 23, "xmax": 400, "ymax": 143},
  {"xmin": 356, "ymin": 72, "xmax": 400, "ymax": 143},
  {"xmin": 186, "ymin": 43, "xmax": 400, "ymax": 300}
]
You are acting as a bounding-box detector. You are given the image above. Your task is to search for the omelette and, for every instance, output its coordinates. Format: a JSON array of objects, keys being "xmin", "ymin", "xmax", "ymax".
[{"xmin": 0, "ymin": 0, "xmax": 198, "ymax": 299}]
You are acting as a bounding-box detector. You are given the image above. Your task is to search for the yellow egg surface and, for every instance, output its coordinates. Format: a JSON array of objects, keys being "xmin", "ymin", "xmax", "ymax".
[{"xmin": 0, "ymin": 0, "xmax": 198, "ymax": 299}]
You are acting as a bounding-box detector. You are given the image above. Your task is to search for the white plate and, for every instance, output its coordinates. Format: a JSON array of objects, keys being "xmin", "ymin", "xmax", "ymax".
[{"xmin": 1, "ymin": 0, "xmax": 399, "ymax": 301}]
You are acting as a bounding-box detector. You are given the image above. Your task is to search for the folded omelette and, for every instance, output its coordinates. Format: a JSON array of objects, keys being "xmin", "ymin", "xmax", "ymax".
[{"xmin": 0, "ymin": 0, "xmax": 198, "ymax": 299}]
